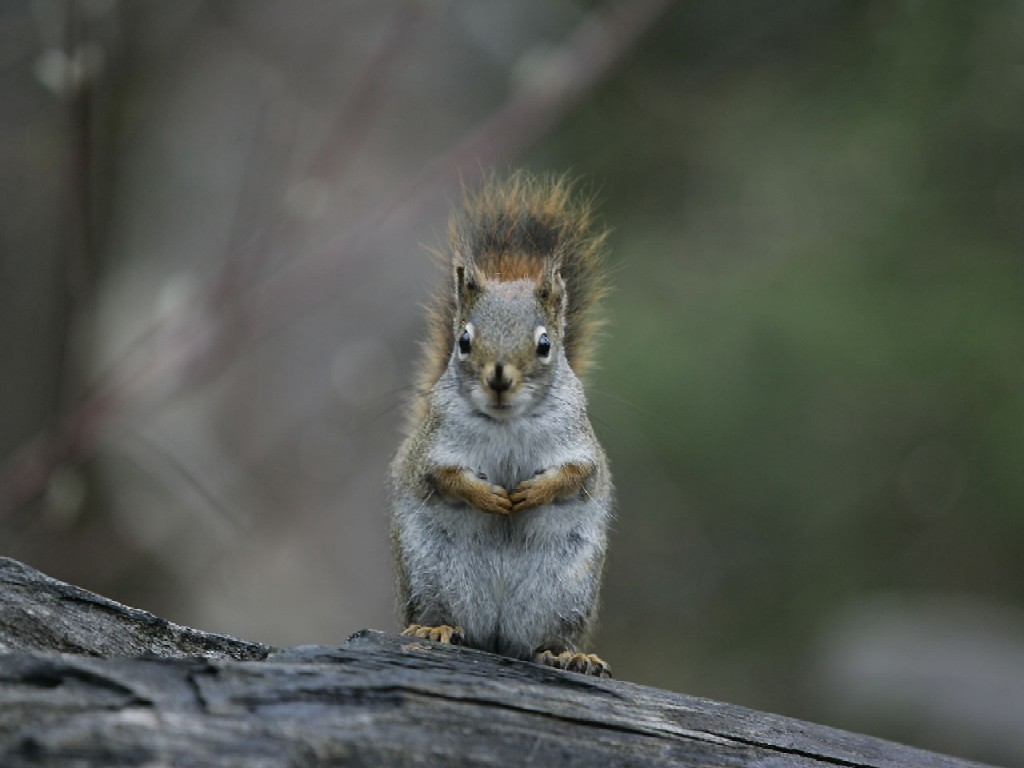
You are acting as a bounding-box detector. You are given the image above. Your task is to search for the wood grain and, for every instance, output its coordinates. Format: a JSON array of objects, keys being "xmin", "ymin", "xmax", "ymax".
[{"xmin": 0, "ymin": 558, "xmax": 990, "ymax": 767}]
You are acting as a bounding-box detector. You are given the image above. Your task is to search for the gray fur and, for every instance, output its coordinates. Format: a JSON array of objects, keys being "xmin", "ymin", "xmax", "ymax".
[{"xmin": 389, "ymin": 285, "xmax": 612, "ymax": 660}]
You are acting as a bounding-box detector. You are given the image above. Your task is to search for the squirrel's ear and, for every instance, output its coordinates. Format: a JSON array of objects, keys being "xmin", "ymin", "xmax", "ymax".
[
  {"xmin": 453, "ymin": 257, "xmax": 480, "ymax": 317},
  {"xmin": 537, "ymin": 259, "xmax": 566, "ymax": 318}
]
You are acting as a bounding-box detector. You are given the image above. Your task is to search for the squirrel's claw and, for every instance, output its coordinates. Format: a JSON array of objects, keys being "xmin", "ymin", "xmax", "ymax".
[
  {"xmin": 509, "ymin": 475, "xmax": 551, "ymax": 512},
  {"xmin": 511, "ymin": 463, "xmax": 591, "ymax": 512},
  {"xmin": 477, "ymin": 484, "xmax": 513, "ymax": 515},
  {"xmin": 402, "ymin": 624, "xmax": 465, "ymax": 645},
  {"xmin": 430, "ymin": 466, "xmax": 513, "ymax": 515},
  {"xmin": 534, "ymin": 649, "xmax": 612, "ymax": 678}
]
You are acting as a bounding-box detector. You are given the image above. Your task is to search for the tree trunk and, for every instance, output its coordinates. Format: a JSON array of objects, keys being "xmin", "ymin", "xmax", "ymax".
[{"xmin": 0, "ymin": 558, "xmax": 987, "ymax": 767}]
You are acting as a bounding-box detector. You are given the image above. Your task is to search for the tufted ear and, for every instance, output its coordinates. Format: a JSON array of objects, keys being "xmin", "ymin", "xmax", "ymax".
[
  {"xmin": 536, "ymin": 258, "xmax": 566, "ymax": 321},
  {"xmin": 453, "ymin": 251, "xmax": 481, "ymax": 322}
]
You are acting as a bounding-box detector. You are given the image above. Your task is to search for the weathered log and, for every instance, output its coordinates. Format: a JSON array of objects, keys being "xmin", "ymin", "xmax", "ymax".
[
  {"xmin": 0, "ymin": 558, "xmax": 990, "ymax": 767},
  {"xmin": 0, "ymin": 557, "xmax": 271, "ymax": 661}
]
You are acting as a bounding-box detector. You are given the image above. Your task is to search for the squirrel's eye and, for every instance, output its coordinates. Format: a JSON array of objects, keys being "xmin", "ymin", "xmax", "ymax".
[
  {"xmin": 536, "ymin": 333, "xmax": 551, "ymax": 358},
  {"xmin": 458, "ymin": 330, "xmax": 472, "ymax": 356}
]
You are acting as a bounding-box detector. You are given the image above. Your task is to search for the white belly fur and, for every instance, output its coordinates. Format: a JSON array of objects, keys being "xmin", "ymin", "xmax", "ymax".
[{"xmin": 397, "ymin": 492, "xmax": 604, "ymax": 658}]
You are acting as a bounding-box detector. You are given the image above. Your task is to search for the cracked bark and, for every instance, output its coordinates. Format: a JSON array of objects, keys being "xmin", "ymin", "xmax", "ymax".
[{"xmin": 0, "ymin": 558, "xmax": 989, "ymax": 767}]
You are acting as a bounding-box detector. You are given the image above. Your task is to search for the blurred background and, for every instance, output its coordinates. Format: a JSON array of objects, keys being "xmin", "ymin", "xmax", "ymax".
[{"xmin": 2, "ymin": 1, "xmax": 1022, "ymax": 763}]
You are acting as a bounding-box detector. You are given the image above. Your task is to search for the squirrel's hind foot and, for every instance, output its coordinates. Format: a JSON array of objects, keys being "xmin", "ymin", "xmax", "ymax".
[
  {"xmin": 401, "ymin": 624, "xmax": 465, "ymax": 645},
  {"xmin": 534, "ymin": 649, "xmax": 611, "ymax": 678}
]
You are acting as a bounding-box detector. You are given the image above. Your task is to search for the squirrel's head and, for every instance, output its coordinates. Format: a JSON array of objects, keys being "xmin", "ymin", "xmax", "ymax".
[{"xmin": 450, "ymin": 255, "xmax": 566, "ymax": 421}]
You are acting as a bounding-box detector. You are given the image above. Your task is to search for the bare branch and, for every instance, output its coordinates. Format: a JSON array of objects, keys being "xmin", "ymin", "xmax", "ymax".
[{"xmin": 0, "ymin": 0, "xmax": 674, "ymax": 519}]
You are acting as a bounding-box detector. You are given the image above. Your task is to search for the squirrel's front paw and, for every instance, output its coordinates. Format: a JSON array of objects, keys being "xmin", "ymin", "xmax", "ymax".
[
  {"xmin": 469, "ymin": 482, "xmax": 513, "ymax": 515},
  {"xmin": 401, "ymin": 624, "xmax": 465, "ymax": 645},
  {"xmin": 510, "ymin": 463, "xmax": 592, "ymax": 512},
  {"xmin": 509, "ymin": 479, "xmax": 544, "ymax": 514},
  {"xmin": 534, "ymin": 650, "xmax": 611, "ymax": 678},
  {"xmin": 510, "ymin": 473, "xmax": 556, "ymax": 512},
  {"xmin": 431, "ymin": 467, "xmax": 512, "ymax": 515}
]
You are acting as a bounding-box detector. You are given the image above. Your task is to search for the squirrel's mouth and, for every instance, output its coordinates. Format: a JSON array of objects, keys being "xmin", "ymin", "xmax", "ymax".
[
  {"xmin": 485, "ymin": 397, "xmax": 513, "ymax": 415},
  {"xmin": 470, "ymin": 389, "xmax": 525, "ymax": 420}
]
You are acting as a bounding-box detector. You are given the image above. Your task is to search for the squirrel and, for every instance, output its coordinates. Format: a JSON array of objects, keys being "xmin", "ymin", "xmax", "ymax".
[{"xmin": 389, "ymin": 170, "xmax": 614, "ymax": 677}]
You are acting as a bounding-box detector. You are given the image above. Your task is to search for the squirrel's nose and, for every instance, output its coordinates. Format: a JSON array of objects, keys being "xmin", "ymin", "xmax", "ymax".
[{"xmin": 489, "ymin": 362, "xmax": 511, "ymax": 393}]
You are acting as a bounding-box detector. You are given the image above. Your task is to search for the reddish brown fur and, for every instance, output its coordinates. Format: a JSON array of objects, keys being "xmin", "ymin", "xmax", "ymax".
[
  {"xmin": 475, "ymin": 251, "xmax": 546, "ymax": 282},
  {"xmin": 412, "ymin": 171, "xmax": 609, "ymax": 420}
]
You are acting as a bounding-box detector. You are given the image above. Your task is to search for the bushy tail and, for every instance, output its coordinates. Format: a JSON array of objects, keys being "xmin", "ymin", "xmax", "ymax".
[
  {"xmin": 455, "ymin": 172, "xmax": 609, "ymax": 375},
  {"xmin": 421, "ymin": 171, "xmax": 609, "ymax": 394}
]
